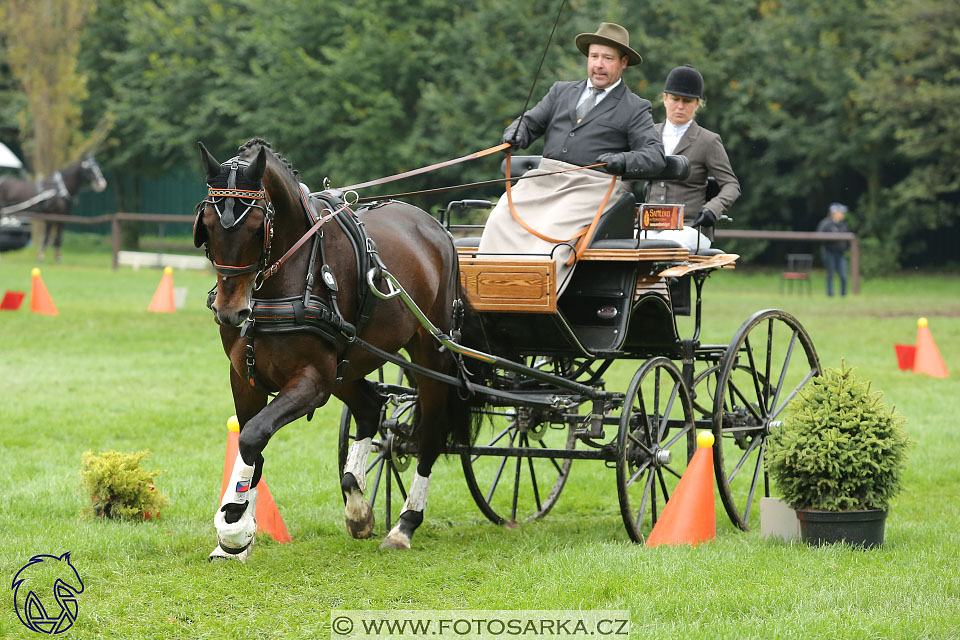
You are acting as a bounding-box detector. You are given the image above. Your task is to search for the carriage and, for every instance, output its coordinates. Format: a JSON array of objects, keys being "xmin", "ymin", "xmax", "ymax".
[{"xmin": 334, "ymin": 153, "xmax": 822, "ymax": 543}]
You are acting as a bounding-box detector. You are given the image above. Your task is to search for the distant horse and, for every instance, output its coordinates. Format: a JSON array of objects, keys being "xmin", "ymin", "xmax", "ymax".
[
  {"xmin": 0, "ymin": 155, "xmax": 107, "ymax": 262},
  {"xmin": 194, "ymin": 138, "xmax": 472, "ymax": 556}
]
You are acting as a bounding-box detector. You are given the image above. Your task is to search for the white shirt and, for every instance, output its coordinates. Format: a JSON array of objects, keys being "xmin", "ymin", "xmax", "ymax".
[
  {"xmin": 576, "ymin": 78, "xmax": 621, "ymax": 110},
  {"xmin": 662, "ymin": 119, "xmax": 692, "ymax": 156}
]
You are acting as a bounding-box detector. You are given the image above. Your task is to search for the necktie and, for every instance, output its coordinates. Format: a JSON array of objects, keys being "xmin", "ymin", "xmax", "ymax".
[{"xmin": 576, "ymin": 87, "xmax": 602, "ymax": 123}]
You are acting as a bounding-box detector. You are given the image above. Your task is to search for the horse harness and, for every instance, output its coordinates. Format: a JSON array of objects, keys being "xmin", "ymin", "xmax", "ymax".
[
  {"xmin": 195, "ymin": 157, "xmax": 386, "ymax": 393},
  {"xmin": 0, "ymin": 157, "xmax": 104, "ymax": 215}
]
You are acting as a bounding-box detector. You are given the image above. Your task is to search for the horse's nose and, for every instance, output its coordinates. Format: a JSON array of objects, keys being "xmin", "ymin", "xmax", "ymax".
[
  {"xmin": 234, "ymin": 307, "xmax": 252, "ymax": 325},
  {"xmin": 212, "ymin": 304, "xmax": 252, "ymax": 327}
]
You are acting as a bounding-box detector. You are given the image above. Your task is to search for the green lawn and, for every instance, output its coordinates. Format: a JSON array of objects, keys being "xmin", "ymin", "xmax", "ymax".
[{"xmin": 1, "ymin": 238, "xmax": 958, "ymax": 639}]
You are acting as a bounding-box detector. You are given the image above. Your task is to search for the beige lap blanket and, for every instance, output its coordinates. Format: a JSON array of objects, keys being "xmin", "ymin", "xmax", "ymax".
[{"xmin": 477, "ymin": 158, "xmax": 630, "ymax": 293}]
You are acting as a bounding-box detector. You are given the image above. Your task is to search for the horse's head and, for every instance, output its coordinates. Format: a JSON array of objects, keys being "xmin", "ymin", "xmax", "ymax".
[
  {"xmin": 80, "ymin": 155, "xmax": 107, "ymax": 192},
  {"xmin": 194, "ymin": 141, "xmax": 273, "ymax": 326}
]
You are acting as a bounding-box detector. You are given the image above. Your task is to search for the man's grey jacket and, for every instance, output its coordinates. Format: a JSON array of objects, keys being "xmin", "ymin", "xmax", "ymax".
[{"xmin": 504, "ymin": 79, "xmax": 665, "ymax": 178}]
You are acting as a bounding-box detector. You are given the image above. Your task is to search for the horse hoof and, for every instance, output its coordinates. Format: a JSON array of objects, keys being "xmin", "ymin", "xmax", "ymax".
[
  {"xmin": 215, "ymin": 503, "xmax": 257, "ymax": 552},
  {"xmin": 379, "ymin": 532, "xmax": 411, "ymax": 551},
  {"xmin": 208, "ymin": 539, "xmax": 254, "ymax": 563},
  {"xmin": 344, "ymin": 491, "xmax": 375, "ymax": 539},
  {"xmin": 504, "ymin": 520, "xmax": 521, "ymax": 530}
]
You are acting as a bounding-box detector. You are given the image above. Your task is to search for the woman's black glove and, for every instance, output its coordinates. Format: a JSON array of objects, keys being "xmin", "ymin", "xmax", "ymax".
[{"xmin": 691, "ymin": 207, "xmax": 718, "ymax": 228}]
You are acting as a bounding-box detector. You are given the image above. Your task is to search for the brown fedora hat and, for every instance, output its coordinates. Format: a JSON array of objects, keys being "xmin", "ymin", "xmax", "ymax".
[{"xmin": 575, "ymin": 22, "xmax": 642, "ymax": 66}]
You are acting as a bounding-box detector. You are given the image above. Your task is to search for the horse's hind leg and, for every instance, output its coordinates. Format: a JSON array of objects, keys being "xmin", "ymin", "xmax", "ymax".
[
  {"xmin": 381, "ymin": 356, "xmax": 452, "ymax": 551},
  {"xmin": 52, "ymin": 222, "xmax": 64, "ymax": 263},
  {"xmin": 38, "ymin": 223, "xmax": 51, "ymax": 262},
  {"xmin": 338, "ymin": 379, "xmax": 384, "ymax": 539}
]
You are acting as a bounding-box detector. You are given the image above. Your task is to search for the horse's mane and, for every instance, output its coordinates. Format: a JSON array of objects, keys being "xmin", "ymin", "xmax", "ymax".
[{"xmin": 238, "ymin": 138, "xmax": 299, "ymax": 183}]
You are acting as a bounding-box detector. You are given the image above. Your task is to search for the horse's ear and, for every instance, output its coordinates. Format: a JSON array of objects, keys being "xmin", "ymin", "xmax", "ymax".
[
  {"xmin": 198, "ymin": 142, "xmax": 221, "ymax": 181},
  {"xmin": 245, "ymin": 147, "xmax": 267, "ymax": 184}
]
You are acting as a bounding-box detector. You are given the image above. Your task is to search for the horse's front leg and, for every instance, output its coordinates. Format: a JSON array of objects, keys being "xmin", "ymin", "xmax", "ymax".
[{"xmin": 214, "ymin": 365, "xmax": 329, "ymax": 556}]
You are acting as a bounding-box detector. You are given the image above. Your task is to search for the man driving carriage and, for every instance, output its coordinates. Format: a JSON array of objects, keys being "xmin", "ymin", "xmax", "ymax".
[{"xmin": 477, "ymin": 22, "xmax": 665, "ymax": 293}]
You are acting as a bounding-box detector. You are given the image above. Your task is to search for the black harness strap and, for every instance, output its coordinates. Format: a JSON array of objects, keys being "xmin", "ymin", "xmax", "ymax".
[{"xmin": 351, "ymin": 336, "xmax": 561, "ymax": 409}]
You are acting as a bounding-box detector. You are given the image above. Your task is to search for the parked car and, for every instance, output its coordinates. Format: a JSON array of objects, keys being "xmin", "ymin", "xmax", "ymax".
[
  {"xmin": 0, "ymin": 213, "xmax": 31, "ymax": 252},
  {"xmin": 0, "ymin": 141, "xmax": 31, "ymax": 252}
]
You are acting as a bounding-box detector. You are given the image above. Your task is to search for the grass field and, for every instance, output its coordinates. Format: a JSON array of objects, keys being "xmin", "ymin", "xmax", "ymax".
[{"xmin": 1, "ymin": 237, "xmax": 959, "ymax": 639}]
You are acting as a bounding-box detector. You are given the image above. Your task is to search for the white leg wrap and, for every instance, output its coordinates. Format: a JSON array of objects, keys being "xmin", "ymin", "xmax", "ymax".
[
  {"xmin": 215, "ymin": 487, "xmax": 258, "ymax": 552},
  {"xmin": 402, "ymin": 472, "xmax": 431, "ymax": 513},
  {"xmin": 221, "ymin": 456, "xmax": 256, "ymax": 507},
  {"xmin": 215, "ymin": 456, "xmax": 258, "ymax": 552},
  {"xmin": 345, "ymin": 438, "xmax": 372, "ymax": 493}
]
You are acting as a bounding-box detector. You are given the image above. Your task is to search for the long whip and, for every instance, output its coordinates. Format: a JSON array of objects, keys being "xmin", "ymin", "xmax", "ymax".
[{"xmin": 510, "ymin": 0, "xmax": 568, "ymax": 146}]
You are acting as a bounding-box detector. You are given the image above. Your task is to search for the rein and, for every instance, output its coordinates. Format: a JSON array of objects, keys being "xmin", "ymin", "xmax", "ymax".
[
  {"xmin": 353, "ymin": 160, "xmax": 609, "ymax": 203},
  {"xmin": 337, "ymin": 143, "xmax": 510, "ymax": 192}
]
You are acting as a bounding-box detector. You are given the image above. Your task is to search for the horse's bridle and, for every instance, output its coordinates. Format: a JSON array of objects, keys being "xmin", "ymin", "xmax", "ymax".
[
  {"xmin": 81, "ymin": 156, "xmax": 107, "ymax": 191},
  {"xmin": 194, "ymin": 157, "xmax": 275, "ymax": 286}
]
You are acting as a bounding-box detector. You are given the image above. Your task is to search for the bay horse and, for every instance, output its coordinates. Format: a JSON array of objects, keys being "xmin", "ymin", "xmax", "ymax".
[
  {"xmin": 0, "ymin": 155, "xmax": 107, "ymax": 262},
  {"xmin": 193, "ymin": 139, "xmax": 472, "ymax": 557}
]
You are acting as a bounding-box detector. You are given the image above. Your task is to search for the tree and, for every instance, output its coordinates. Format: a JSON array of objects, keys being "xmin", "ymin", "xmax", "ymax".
[
  {"xmin": 854, "ymin": 0, "xmax": 960, "ymax": 266},
  {"xmin": 0, "ymin": 0, "xmax": 97, "ymax": 173}
]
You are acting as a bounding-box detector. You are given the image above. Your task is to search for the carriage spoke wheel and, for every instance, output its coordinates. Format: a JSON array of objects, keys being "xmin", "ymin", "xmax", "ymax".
[
  {"xmin": 713, "ymin": 309, "xmax": 821, "ymax": 530},
  {"xmin": 616, "ymin": 357, "xmax": 695, "ymax": 543},
  {"xmin": 461, "ymin": 404, "xmax": 575, "ymax": 526},
  {"xmin": 337, "ymin": 369, "xmax": 418, "ymax": 534}
]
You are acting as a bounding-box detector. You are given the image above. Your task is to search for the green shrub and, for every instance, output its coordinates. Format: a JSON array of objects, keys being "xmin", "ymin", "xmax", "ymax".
[
  {"xmin": 80, "ymin": 450, "xmax": 170, "ymax": 520},
  {"xmin": 766, "ymin": 363, "xmax": 909, "ymax": 511}
]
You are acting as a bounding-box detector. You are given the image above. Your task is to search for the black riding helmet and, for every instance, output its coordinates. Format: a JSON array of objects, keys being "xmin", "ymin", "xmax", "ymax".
[{"xmin": 664, "ymin": 65, "xmax": 703, "ymax": 99}]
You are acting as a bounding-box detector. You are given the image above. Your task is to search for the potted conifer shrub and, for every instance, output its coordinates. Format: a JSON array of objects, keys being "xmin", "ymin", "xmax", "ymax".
[{"xmin": 765, "ymin": 363, "xmax": 909, "ymax": 548}]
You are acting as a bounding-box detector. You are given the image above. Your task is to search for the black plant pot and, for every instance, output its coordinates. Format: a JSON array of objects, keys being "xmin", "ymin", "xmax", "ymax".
[{"xmin": 796, "ymin": 509, "xmax": 887, "ymax": 548}]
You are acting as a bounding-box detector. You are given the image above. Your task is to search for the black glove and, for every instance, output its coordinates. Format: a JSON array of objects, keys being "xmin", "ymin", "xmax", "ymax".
[
  {"xmin": 501, "ymin": 125, "xmax": 530, "ymax": 150},
  {"xmin": 691, "ymin": 207, "xmax": 718, "ymax": 228},
  {"xmin": 597, "ymin": 152, "xmax": 626, "ymax": 175}
]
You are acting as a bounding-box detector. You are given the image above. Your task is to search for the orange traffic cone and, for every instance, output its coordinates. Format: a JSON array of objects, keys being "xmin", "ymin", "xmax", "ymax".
[
  {"xmin": 148, "ymin": 266, "xmax": 176, "ymax": 313},
  {"xmin": 219, "ymin": 416, "xmax": 291, "ymax": 543},
  {"xmin": 646, "ymin": 431, "xmax": 716, "ymax": 547},
  {"xmin": 914, "ymin": 317, "xmax": 948, "ymax": 378},
  {"xmin": 29, "ymin": 268, "xmax": 58, "ymax": 316}
]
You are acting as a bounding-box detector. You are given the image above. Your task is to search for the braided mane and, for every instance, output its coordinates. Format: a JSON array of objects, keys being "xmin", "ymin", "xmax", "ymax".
[{"xmin": 238, "ymin": 138, "xmax": 299, "ymax": 181}]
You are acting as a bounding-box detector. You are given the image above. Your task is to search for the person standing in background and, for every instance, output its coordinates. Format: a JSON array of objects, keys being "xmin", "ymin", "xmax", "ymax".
[{"xmin": 817, "ymin": 202, "xmax": 851, "ymax": 297}]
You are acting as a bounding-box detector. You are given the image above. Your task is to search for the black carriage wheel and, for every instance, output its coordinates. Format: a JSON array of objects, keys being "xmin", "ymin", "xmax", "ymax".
[
  {"xmin": 616, "ymin": 356, "xmax": 696, "ymax": 543},
  {"xmin": 712, "ymin": 309, "xmax": 821, "ymax": 530},
  {"xmin": 337, "ymin": 367, "xmax": 417, "ymax": 534},
  {"xmin": 460, "ymin": 405, "xmax": 575, "ymax": 526}
]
